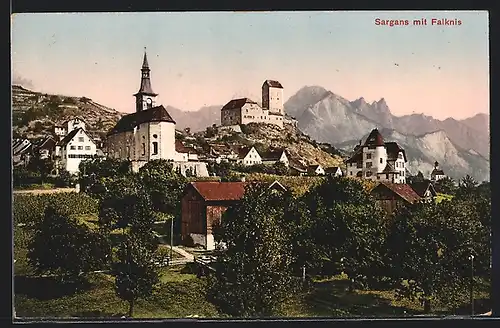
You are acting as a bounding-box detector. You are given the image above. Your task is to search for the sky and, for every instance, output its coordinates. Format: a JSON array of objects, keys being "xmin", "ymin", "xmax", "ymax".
[{"xmin": 11, "ymin": 11, "xmax": 489, "ymax": 120}]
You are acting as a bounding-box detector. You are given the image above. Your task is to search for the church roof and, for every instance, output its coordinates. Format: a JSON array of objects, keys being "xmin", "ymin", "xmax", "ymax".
[
  {"xmin": 364, "ymin": 128, "xmax": 385, "ymax": 147},
  {"xmin": 142, "ymin": 51, "xmax": 149, "ymax": 68},
  {"xmin": 431, "ymin": 168, "xmax": 445, "ymax": 176},
  {"xmin": 221, "ymin": 98, "xmax": 258, "ymax": 111},
  {"xmin": 263, "ymin": 80, "xmax": 283, "ymax": 89},
  {"xmin": 107, "ymin": 105, "xmax": 176, "ymax": 136}
]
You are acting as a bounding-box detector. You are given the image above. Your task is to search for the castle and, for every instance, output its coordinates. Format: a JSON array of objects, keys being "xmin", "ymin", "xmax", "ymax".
[
  {"xmin": 346, "ymin": 128, "xmax": 407, "ymax": 184},
  {"xmin": 105, "ymin": 50, "xmax": 208, "ymax": 176},
  {"xmin": 221, "ymin": 80, "xmax": 285, "ymax": 128}
]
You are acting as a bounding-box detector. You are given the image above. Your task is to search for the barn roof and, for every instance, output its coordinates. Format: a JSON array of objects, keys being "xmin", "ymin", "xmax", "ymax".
[
  {"xmin": 107, "ymin": 105, "xmax": 175, "ymax": 135},
  {"xmin": 371, "ymin": 182, "xmax": 421, "ymax": 204},
  {"xmin": 188, "ymin": 180, "xmax": 286, "ymax": 201},
  {"xmin": 221, "ymin": 98, "xmax": 257, "ymax": 111}
]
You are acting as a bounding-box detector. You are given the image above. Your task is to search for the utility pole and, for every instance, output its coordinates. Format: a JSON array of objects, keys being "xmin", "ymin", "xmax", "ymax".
[{"xmin": 469, "ymin": 254, "xmax": 475, "ymax": 316}]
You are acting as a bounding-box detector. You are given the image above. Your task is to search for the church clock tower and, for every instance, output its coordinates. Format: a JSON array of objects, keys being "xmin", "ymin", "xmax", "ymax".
[{"xmin": 134, "ymin": 48, "xmax": 158, "ymax": 112}]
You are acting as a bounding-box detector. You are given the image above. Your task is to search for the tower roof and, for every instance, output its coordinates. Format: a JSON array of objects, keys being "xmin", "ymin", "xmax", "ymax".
[
  {"xmin": 142, "ymin": 50, "xmax": 149, "ymax": 69},
  {"xmin": 134, "ymin": 50, "xmax": 157, "ymax": 96},
  {"xmin": 263, "ymin": 80, "xmax": 283, "ymax": 89},
  {"xmin": 364, "ymin": 128, "xmax": 385, "ymax": 147}
]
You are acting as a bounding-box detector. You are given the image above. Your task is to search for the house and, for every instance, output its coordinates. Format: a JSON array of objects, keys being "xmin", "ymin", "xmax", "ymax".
[
  {"xmin": 261, "ymin": 149, "xmax": 289, "ymax": 167},
  {"xmin": 105, "ymin": 49, "xmax": 208, "ymax": 176},
  {"xmin": 346, "ymin": 128, "xmax": 407, "ymax": 184},
  {"xmin": 220, "ymin": 80, "xmax": 284, "ymax": 129},
  {"xmin": 34, "ymin": 136, "xmax": 57, "ymax": 160},
  {"xmin": 181, "ymin": 180, "xmax": 287, "ymax": 250},
  {"xmin": 58, "ymin": 127, "xmax": 97, "ymax": 174},
  {"xmin": 410, "ymin": 180, "xmax": 437, "ymax": 202},
  {"xmin": 289, "ymin": 158, "xmax": 308, "ymax": 176},
  {"xmin": 12, "ymin": 139, "xmax": 32, "ymax": 166},
  {"xmin": 325, "ymin": 166, "xmax": 343, "ymax": 177},
  {"xmin": 430, "ymin": 161, "xmax": 446, "ymax": 182},
  {"xmin": 175, "ymin": 140, "xmax": 199, "ymax": 162},
  {"xmin": 207, "ymin": 143, "xmax": 239, "ymax": 163},
  {"xmin": 236, "ymin": 146, "xmax": 262, "ymax": 166},
  {"xmin": 307, "ymin": 164, "xmax": 325, "ymax": 176},
  {"xmin": 370, "ymin": 181, "xmax": 422, "ymax": 213}
]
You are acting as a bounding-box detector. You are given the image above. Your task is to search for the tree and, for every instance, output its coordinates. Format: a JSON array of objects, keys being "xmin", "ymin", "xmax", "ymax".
[
  {"xmin": 272, "ymin": 161, "xmax": 289, "ymax": 176},
  {"xmin": 27, "ymin": 206, "xmax": 108, "ymax": 283},
  {"xmin": 98, "ymin": 178, "xmax": 161, "ymax": 317},
  {"xmin": 407, "ymin": 171, "xmax": 425, "ymax": 184},
  {"xmin": 434, "ymin": 176, "xmax": 457, "ymax": 195},
  {"xmin": 299, "ymin": 176, "xmax": 386, "ymax": 288},
  {"xmin": 455, "ymin": 175, "xmax": 478, "ymax": 199},
  {"xmin": 208, "ymin": 184, "xmax": 294, "ymax": 317},
  {"xmin": 137, "ymin": 160, "xmax": 187, "ymax": 221},
  {"xmin": 386, "ymin": 199, "xmax": 485, "ymax": 313},
  {"xmin": 79, "ymin": 158, "xmax": 132, "ymax": 199}
]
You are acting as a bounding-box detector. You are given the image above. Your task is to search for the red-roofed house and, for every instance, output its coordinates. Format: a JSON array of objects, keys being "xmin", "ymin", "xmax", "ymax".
[
  {"xmin": 181, "ymin": 180, "xmax": 286, "ymax": 250},
  {"xmin": 370, "ymin": 181, "xmax": 422, "ymax": 213},
  {"xmin": 345, "ymin": 128, "xmax": 407, "ymax": 184}
]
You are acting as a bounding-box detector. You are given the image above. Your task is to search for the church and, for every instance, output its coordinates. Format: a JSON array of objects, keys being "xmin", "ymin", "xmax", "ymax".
[{"xmin": 105, "ymin": 50, "xmax": 209, "ymax": 176}]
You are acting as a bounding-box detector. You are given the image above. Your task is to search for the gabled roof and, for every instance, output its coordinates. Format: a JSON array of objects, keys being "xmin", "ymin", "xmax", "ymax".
[
  {"xmin": 175, "ymin": 140, "xmax": 191, "ymax": 154},
  {"xmin": 262, "ymin": 80, "xmax": 283, "ymax": 89},
  {"xmin": 371, "ymin": 182, "xmax": 421, "ymax": 204},
  {"xmin": 346, "ymin": 148, "xmax": 363, "ymax": 164},
  {"xmin": 188, "ymin": 180, "xmax": 286, "ymax": 201},
  {"xmin": 381, "ymin": 162, "xmax": 397, "ymax": 173},
  {"xmin": 35, "ymin": 136, "xmax": 56, "ymax": 150},
  {"xmin": 221, "ymin": 98, "xmax": 257, "ymax": 111},
  {"xmin": 431, "ymin": 169, "xmax": 445, "ymax": 176},
  {"xmin": 234, "ymin": 146, "xmax": 256, "ymax": 159},
  {"xmin": 385, "ymin": 142, "xmax": 407, "ymax": 162},
  {"xmin": 289, "ymin": 158, "xmax": 307, "ymax": 171},
  {"xmin": 364, "ymin": 128, "xmax": 385, "ymax": 147},
  {"xmin": 410, "ymin": 181, "xmax": 437, "ymax": 197},
  {"xmin": 108, "ymin": 105, "xmax": 175, "ymax": 135},
  {"xmin": 307, "ymin": 164, "xmax": 322, "ymax": 174},
  {"xmin": 261, "ymin": 149, "xmax": 286, "ymax": 161},
  {"xmin": 59, "ymin": 127, "xmax": 96, "ymax": 147},
  {"xmin": 325, "ymin": 166, "xmax": 341, "ymax": 174}
]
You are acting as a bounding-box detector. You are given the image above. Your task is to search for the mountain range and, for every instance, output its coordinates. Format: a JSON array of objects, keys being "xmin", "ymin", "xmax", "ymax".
[{"xmin": 286, "ymin": 86, "xmax": 489, "ymax": 182}]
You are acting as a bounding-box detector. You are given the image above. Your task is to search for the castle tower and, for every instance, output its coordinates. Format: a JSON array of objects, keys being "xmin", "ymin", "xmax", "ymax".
[
  {"xmin": 134, "ymin": 48, "xmax": 158, "ymax": 112},
  {"xmin": 262, "ymin": 80, "xmax": 284, "ymax": 115},
  {"xmin": 434, "ymin": 161, "xmax": 439, "ymax": 169}
]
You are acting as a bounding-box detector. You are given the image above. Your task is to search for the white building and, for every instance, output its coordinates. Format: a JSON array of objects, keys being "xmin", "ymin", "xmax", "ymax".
[
  {"xmin": 236, "ymin": 146, "xmax": 262, "ymax": 166},
  {"xmin": 261, "ymin": 149, "xmax": 289, "ymax": 166},
  {"xmin": 59, "ymin": 127, "xmax": 97, "ymax": 174},
  {"xmin": 54, "ymin": 125, "xmax": 67, "ymax": 137},
  {"xmin": 430, "ymin": 161, "xmax": 446, "ymax": 182},
  {"xmin": 346, "ymin": 128, "xmax": 407, "ymax": 184},
  {"xmin": 105, "ymin": 50, "xmax": 208, "ymax": 176},
  {"xmin": 307, "ymin": 164, "xmax": 325, "ymax": 176},
  {"xmin": 221, "ymin": 80, "xmax": 284, "ymax": 128}
]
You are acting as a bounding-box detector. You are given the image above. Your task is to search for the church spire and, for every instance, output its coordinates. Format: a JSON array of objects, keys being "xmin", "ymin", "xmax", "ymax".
[
  {"xmin": 134, "ymin": 48, "xmax": 158, "ymax": 112},
  {"xmin": 142, "ymin": 47, "xmax": 149, "ymax": 68}
]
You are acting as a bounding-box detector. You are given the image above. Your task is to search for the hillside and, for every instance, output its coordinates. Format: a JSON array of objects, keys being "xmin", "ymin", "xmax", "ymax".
[{"xmin": 12, "ymin": 85, "xmax": 124, "ymax": 139}]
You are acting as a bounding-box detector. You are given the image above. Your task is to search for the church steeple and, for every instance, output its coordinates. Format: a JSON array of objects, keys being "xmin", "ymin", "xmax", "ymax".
[{"xmin": 134, "ymin": 47, "xmax": 158, "ymax": 112}]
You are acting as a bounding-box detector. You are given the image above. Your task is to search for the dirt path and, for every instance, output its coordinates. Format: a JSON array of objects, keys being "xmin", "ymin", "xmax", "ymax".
[{"xmin": 13, "ymin": 188, "xmax": 77, "ymax": 195}]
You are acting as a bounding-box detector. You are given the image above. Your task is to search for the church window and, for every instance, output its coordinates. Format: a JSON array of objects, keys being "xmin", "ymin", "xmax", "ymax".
[
  {"xmin": 142, "ymin": 143, "xmax": 146, "ymax": 155},
  {"xmin": 153, "ymin": 134, "xmax": 158, "ymax": 139},
  {"xmin": 152, "ymin": 142, "xmax": 158, "ymax": 155},
  {"xmin": 386, "ymin": 174, "xmax": 389, "ymax": 179},
  {"xmin": 380, "ymin": 158, "xmax": 383, "ymax": 164}
]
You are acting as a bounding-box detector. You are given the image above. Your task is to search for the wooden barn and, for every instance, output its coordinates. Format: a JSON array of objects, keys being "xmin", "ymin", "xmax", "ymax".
[
  {"xmin": 370, "ymin": 181, "xmax": 421, "ymax": 214},
  {"xmin": 181, "ymin": 180, "xmax": 286, "ymax": 250}
]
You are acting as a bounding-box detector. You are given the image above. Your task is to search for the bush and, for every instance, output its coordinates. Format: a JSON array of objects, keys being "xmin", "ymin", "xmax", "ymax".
[{"xmin": 13, "ymin": 193, "xmax": 99, "ymax": 226}]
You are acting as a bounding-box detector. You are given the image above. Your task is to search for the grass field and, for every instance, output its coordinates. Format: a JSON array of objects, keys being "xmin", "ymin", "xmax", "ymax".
[{"xmin": 436, "ymin": 193, "xmax": 454, "ymax": 203}]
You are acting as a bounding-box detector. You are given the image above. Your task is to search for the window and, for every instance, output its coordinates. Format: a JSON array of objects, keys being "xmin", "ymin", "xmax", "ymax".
[
  {"xmin": 70, "ymin": 146, "xmax": 76, "ymax": 150},
  {"xmin": 78, "ymin": 137, "xmax": 84, "ymax": 142},
  {"xmin": 377, "ymin": 175, "xmax": 380, "ymax": 179},
  {"xmin": 152, "ymin": 142, "xmax": 158, "ymax": 155},
  {"xmin": 78, "ymin": 146, "xmax": 83, "ymax": 150},
  {"xmin": 380, "ymin": 158, "xmax": 383, "ymax": 164},
  {"xmin": 366, "ymin": 162, "xmax": 372, "ymax": 168},
  {"xmin": 386, "ymin": 174, "xmax": 389, "ymax": 179},
  {"xmin": 79, "ymin": 130, "xmax": 83, "ymax": 134},
  {"xmin": 366, "ymin": 153, "xmax": 372, "ymax": 159},
  {"xmin": 366, "ymin": 171, "xmax": 372, "ymax": 177},
  {"xmin": 85, "ymin": 146, "xmax": 91, "ymax": 150},
  {"xmin": 153, "ymin": 134, "xmax": 158, "ymax": 139},
  {"xmin": 142, "ymin": 143, "xmax": 146, "ymax": 155}
]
